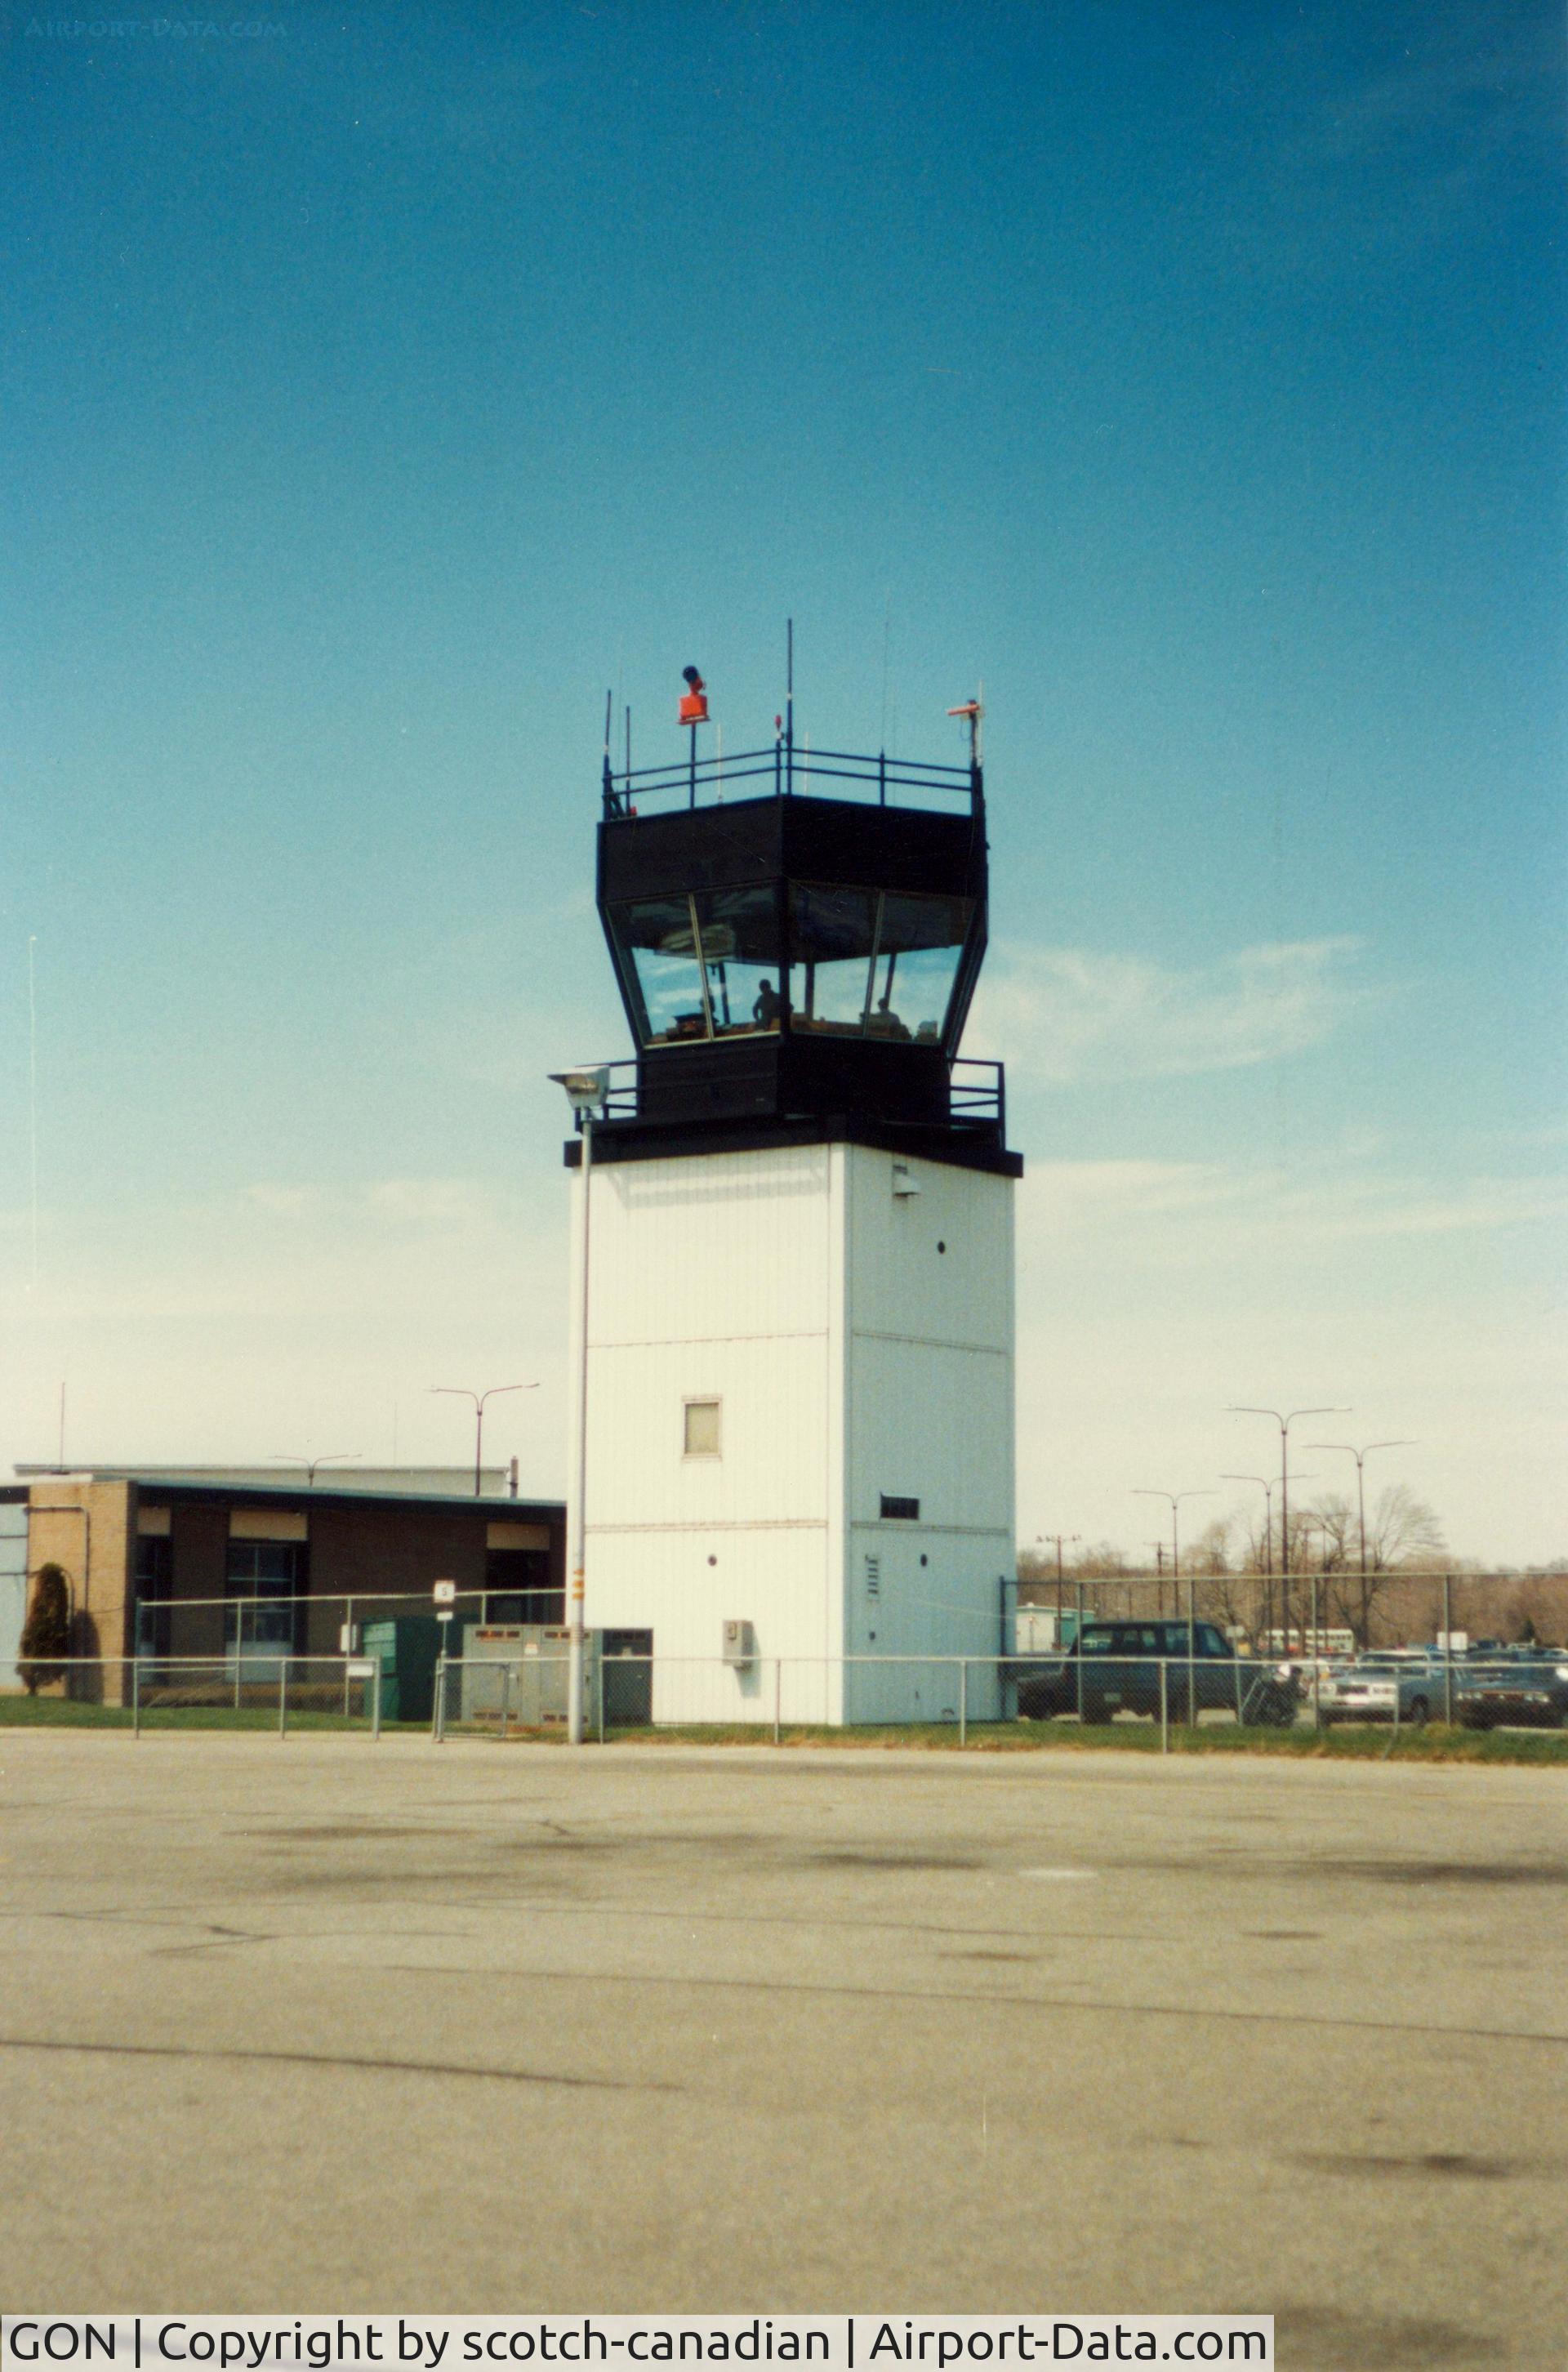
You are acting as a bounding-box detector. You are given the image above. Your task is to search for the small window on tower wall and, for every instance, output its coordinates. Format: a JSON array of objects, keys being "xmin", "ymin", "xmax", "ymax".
[
  {"xmin": 880, "ymin": 1494, "xmax": 920, "ymax": 1522},
  {"xmin": 684, "ymin": 1398, "xmax": 721, "ymax": 1457}
]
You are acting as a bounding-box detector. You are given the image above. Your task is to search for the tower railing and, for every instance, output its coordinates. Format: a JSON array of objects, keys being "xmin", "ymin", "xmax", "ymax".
[
  {"xmin": 570, "ymin": 1054, "xmax": 1004, "ymax": 1138},
  {"xmin": 602, "ymin": 740, "xmax": 979, "ymax": 820}
]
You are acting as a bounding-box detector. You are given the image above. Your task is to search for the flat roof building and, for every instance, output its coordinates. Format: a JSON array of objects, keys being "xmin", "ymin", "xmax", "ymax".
[{"xmin": 2, "ymin": 1467, "xmax": 566, "ymax": 1703}]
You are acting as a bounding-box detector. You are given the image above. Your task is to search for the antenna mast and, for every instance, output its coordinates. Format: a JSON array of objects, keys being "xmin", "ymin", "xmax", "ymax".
[
  {"xmin": 786, "ymin": 618, "xmax": 794, "ymax": 764},
  {"xmin": 947, "ymin": 692, "xmax": 985, "ymax": 779}
]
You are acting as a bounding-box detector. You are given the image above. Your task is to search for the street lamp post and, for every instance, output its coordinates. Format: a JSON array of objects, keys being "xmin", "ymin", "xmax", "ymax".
[
  {"xmin": 1134, "ymin": 1489, "xmax": 1214, "ymax": 1724},
  {"xmin": 271, "ymin": 1454, "xmax": 362, "ymax": 1487},
  {"xmin": 1305, "ymin": 1439, "xmax": 1416, "ymax": 1590},
  {"xmin": 1222, "ymin": 1474, "xmax": 1276, "ymax": 1656},
  {"xmin": 1227, "ymin": 1407, "xmax": 1346, "ymax": 1656},
  {"xmin": 552, "ymin": 1067, "xmax": 610, "ymax": 1747},
  {"xmin": 430, "ymin": 1383, "xmax": 537, "ymax": 1498}
]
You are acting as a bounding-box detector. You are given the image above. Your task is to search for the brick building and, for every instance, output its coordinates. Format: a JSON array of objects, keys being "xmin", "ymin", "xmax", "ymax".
[{"xmin": 2, "ymin": 1466, "xmax": 566, "ymax": 1704}]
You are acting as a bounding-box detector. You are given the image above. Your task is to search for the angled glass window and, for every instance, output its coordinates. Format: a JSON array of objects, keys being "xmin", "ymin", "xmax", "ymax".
[
  {"xmin": 693, "ymin": 885, "xmax": 783, "ymax": 1037},
  {"xmin": 866, "ymin": 892, "xmax": 973, "ymax": 1046},
  {"xmin": 611, "ymin": 895, "xmax": 711, "ymax": 1046},
  {"xmin": 788, "ymin": 884, "xmax": 974, "ymax": 1043},
  {"xmin": 787, "ymin": 884, "xmax": 877, "ymax": 1032}
]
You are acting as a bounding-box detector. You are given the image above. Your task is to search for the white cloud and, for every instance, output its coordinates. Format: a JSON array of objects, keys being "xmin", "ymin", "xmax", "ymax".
[
  {"xmin": 241, "ymin": 1177, "xmax": 504, "ymax": 1229},
  {"xmin": 1020, "ymin": 1154, "xmax": 1568, "ymax": 1251},
  {"xmin": 970, "ymin": 938, "xmax": 1368, "ymax": 1085}
]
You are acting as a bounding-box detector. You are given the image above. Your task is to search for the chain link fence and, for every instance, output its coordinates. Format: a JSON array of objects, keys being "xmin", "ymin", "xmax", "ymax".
[
  {"xmin": 8, "ymin": 1570, "xmax": 1563, "ymax": 1749},
  {"xmin": 429, "ymin": 1647, "xmax": 1354, "ymax": 1746},
  {"xmin": 5, "ymin": 1656, "xmax": 384, "ymax": 1736}
]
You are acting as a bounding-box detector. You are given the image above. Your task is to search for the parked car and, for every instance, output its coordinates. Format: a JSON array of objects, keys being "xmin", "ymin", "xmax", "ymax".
[
  {"xmin": 1454, "ymin": 1657, "xmax": 1568, "ymax": 1731},
  {"xmin": 1316, "ymin": 1652, "xmax": 1453, "ymax": 1728},
  {"xmin": 1014, "ymin": 1621, "xmax": 1297, "ymax": 1726}
]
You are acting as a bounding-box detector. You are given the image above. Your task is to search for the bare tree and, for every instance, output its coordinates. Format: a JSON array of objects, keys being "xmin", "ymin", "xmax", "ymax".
[
  {"xmin": 1186, "ymin": 1515, "xmax": 1232, "ymax": 1576},
  {"xmin": 1368, "ymin": 1483, "xmax": 1446, "ymax": 1571},
  {"xmin": 1306, "ymin": 1494, "xmax": 1355, "ymax": 1575},
  {"xmin": 1327, "ymin": 1485, "xmax": 1446, "ymax": 1647}
]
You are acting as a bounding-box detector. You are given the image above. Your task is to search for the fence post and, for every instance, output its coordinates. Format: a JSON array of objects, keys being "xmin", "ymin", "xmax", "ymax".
[
  {"xmin": 1443, "ymin": 1573, "xmax": 1454, "ymax": 1725},
  {"xmin": 773, "ymin": 1656, "xmax": 782, "ymax": 1746},
  {"xmin": 596, "ymin": 1651, "xmax": 605, "ymax": 1745},
  {"xmin": 1160, "ymin": 1658, "xmax": 1169, "ymax": 1754},
  {"xmin": 1233, "ymin": 1653, "xmax": 1242, "ymax": 1726},
  {"xmin": 132, "ymin": 1655, "xmax": 140, "ymax": 1741},
  {"xmin": 278, "ymin": 1661, "xmax": 288, "ymax": 1739},
  {"xmin": 499, "ymin": 1662, "xmax": 510, "ymax": 1743},
  {"xmin": 371, "ymin": 1657, "xmax": 382, "ymax": 1743},
  {"xmin": 433, "ymin": 1652, "xmax": 447, "ymax": 1744},
  {"xmin": 959, "ymin": 1659, "xmax": 968, "ymax": 1748}
]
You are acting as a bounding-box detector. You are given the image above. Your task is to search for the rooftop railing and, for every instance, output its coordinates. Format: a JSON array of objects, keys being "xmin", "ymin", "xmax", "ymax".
[{"xmin": 602, "ymin": 738, "xmax": 980, "ymax": 820}]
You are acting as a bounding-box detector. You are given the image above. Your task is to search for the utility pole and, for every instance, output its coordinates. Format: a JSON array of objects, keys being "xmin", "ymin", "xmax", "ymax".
[{"xmin": 1036, "ymin": 1532, "xmax": 1080, "ymax": 1628}]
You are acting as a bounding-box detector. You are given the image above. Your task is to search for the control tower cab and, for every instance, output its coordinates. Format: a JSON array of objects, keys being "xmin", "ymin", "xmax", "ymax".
[{"xmin": 592, "ymin": 699, "xmax": 1011, "ymax": 1166}]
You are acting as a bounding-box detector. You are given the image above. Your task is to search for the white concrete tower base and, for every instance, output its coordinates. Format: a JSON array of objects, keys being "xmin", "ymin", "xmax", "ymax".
[{"xmin": 570, "ymin": 1136, "xmax": 1014, "ymax": 1728}]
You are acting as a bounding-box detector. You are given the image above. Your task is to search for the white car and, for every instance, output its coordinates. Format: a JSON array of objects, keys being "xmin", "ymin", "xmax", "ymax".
[{"xmin": 1317, "ymin": 1652, "xmax": 1451, "ymax": 1727}]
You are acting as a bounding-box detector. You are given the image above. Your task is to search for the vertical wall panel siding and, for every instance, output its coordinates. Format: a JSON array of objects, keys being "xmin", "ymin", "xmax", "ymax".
[{"xmin": 571, "ymin": 1137, "xmax": 1014, "ymax": 1726}]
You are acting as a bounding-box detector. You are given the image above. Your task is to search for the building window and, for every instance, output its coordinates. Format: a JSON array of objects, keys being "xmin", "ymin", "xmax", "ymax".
[
  {"xmin": 880, "ymin": 1494, "xmax": 920, "ymax": 1522},
  {"xmin": 135, "ymin": 1532, "xmax": 173, "ymax": 1658},
  {"xmin": 225, "ymin": 1537, "xmax": 307, "ymax": 1656},
  {"xmin": 485, "ymin": 1547, "xmax": 561, "ymax": 1626},
  {"xmin": 684, "ymin": 1398, "xmax": 721, "ymax": 1457}
]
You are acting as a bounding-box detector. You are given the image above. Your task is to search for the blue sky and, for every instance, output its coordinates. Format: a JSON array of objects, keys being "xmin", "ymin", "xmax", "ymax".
[{"xmin": 3, "ymin": 2, "xmax": 1564, "ymax": 1561}]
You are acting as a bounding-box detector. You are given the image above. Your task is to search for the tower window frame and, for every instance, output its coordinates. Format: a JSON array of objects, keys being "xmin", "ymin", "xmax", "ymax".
[{"xmin": 683, "ymin": 1397, "xmax": 722, "ymax": 1459}]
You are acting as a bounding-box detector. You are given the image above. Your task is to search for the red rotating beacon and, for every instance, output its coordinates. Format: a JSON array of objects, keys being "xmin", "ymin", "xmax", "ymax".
[{"xmin": 678, "ymin": 665, "xmax": 709, "ymax": 727}]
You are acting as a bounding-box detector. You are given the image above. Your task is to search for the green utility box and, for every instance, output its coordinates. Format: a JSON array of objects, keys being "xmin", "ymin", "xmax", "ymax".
[{"xmin": 360, "ymin": 1616, "xmax": 448, "ymax": 1725}]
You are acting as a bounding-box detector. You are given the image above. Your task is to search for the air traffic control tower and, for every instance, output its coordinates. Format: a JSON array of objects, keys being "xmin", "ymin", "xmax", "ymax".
[{"xmin": 559, "ymin": 671, "xmax": 1022, "ymax": 1727}]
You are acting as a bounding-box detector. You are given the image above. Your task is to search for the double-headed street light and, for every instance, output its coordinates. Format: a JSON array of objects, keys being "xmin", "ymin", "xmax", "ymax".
[
  {"xmin": 1227, "ymin": 1406, "xmax": 1346, "ymax": 1653},
  {"xmin": 271, "ymin": 1452, "xmax": 362, "ymax": 1487},
  {"xmin": 551, "ymin": 1067, "xmax": 610, "ymax": 1747},
  {"xmin": 1305, "ymin": 1438, "xmax": 1416, "ymax": 1581},
  {"xmin": 1133, "ymin": 1488, "xmax": 1214, "ymax": 1725},
  {"xmin": 1132, "ymin": 1488, "xmax": 1214, "ymax": 1616},
  {"xmin": 430, "ymin": 1383, "xmax": 537, "ymax": 1498}
]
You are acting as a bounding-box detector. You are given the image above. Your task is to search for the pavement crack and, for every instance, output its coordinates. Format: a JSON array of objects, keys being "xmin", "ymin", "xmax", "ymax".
[{"xmin": 0, "ymin": 2035, "xmax": 676, "ymax": 2093}]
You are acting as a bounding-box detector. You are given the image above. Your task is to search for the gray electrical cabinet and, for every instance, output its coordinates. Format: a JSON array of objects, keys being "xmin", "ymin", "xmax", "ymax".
[
  {"xmin": 722, "ymin": 1618, "xmax": 756, "ymax": 1667},
  {"xmin": 459, "ymin": 1624, "xmax": 599, "ymax": 1728}
]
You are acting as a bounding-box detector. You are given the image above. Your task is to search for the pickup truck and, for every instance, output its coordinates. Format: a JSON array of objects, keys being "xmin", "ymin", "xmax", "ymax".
[{"xmin": 1013, "ymin": 1620, "xmax": 1297, "ymax": 1727}]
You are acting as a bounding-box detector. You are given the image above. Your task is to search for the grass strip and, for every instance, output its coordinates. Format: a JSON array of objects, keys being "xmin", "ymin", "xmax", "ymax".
[{"xmin": 4, "ymin": 1697, "xmax": 1565, "ymax": 1764}]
